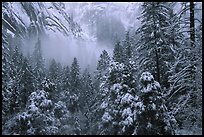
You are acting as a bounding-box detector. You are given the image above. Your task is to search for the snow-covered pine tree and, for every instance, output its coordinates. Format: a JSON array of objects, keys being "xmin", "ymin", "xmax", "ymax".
[
  {"xmin": 136, "ymin": 2, "xmax": 176, "ymax": 89},
  {"xmin": 62, "ymin": 65, "xmax": 71, "ymax": 91},
  {"xmin": 122, "ymin": 31, "xmax": 133, "ymax": 65},
  {"xmin": 6, "ymin": 45, "xmax": 24, "ymax": 114},
  {"xmin": 166, "ymin": 2, "xmax": 202, "ymax": 133},
  {"xmin": 19, "ymin": 90, "xmax": 56, "ymax": 135},
  {"xmin": 2, "ymin": 20, "xmax": 10, "ymax": 86},
  {"xmin": 56, "ymin": 62, "xmax": 63, "ymax": 91},
  {"xmin": 32, "ymin": 38, "xmax": 45, "ymax": 88},
  {"xmin": 81, "ymin": 68, "xmax": 94, "ymax": 111},
  {"xmin": 113, "ymin": 40, "xmax": 124, "ymax": 64},
  {"xmin": 96, "ymin": 50, "xmax": 111, "ymax": 75},
  {"xmin": 47, "ymin": 59, "xmax": 63, "ymax": 94},
  {"xmin": 9, "ymin": 45, "xmax": 23, "ymax": 80},
  {"xmin": 95, "ymin": 50, "xmax": 110, "ymax": 91},
  {"xmin": 2, "ymin": 22, "xmax": 12, "ymax": 120},
  {"xmin": 160, "ymin": 2, "xmax": 184, "ymax": 98},
  {"xmin": 40, "ymin": 78, "xmax": 56, "ymax": 101},
  {"xmin": 99, "ymin": 61, "xmax": 139, "ymax": 135},
  {"xmin": 48, "ymin": 59, "xmax": 58, "ymax": 82},
  {"xmin": 2, "ymin": 87, "xmax": 79, "ymax": 135},
  {"xmin": 70, "ymin": 57, "xmax": 81, "ymax": 94},
  {"xmin": 89, "ymin": 50, "xmax": 111, "ymax": 134},
  {"xmin": 167, "ymin": 2, "xmax": 184, "ymax": 50},
  {"xmin": 80, "ymin": 68, "xmax": 95, "ymax": 133},
  {"xmin": 69, "ymin": 57, "xmax": 81, "ymax": 113},
  {"xmin": 54, "ymin": 101, "xmax": 74, "ymax": 135},
  {"xmin": 18, "ymin": 56, "xmax": 35, "ymax": 108},
  {"xmin": 135, "ymin": 72, "xmax": 176, "ymax": 135}
]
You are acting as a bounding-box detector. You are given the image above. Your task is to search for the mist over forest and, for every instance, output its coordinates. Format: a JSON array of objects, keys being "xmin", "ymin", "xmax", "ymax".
[
  {"xmin": 2, "ymin": 2, "xmax": 202, "ymax": 135},
  {"xmin": 12, "ymin": 2, "xmax": 142, "ymax": 71}
]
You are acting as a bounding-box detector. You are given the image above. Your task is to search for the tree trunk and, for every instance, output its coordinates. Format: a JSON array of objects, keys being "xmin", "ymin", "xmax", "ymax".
[
  {"xmin": 152, "ymin": 2, "xmax": 161, "ymax": 84},
  {"xmin": 155, "ymin": 48, "xmax": 161, "ymax": 84},
  {"xmin": 190, "ymin": 2, "xmax": 195, "ymax": 48}
]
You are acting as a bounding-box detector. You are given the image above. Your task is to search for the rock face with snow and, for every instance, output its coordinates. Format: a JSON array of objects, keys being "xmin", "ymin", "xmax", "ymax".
[
  {"xmin": 65, "ymin": 2, "xmax": 142, "ymax": 43},
  {"xmin": 2, "ymin": 2, "xmax": 142, "ymax": 42},
  {"xmin": 2, "ymin": 2, "xmax": 83, "ymax": 40}
]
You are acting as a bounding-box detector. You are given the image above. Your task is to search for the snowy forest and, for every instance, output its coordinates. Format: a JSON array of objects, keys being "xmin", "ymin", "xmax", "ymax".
[{"xmin": 2, "ymin": 2, "xmax": 202, "ymax": 135}]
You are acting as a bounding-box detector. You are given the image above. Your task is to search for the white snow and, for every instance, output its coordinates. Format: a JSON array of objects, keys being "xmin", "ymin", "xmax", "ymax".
[
  {"xmin": 122, "ymin": 107, "xmax": 133, "ymax": 118},
  {"xmin": 152, "ymin": 81, "xmax": 161, "ymax": 90},
  {"xmin": 140, "ymin": 72, "xmax": 161, "ymax": 93},
  {"xmin": 150, "ymin": 31, "xmax": 154, "ymax": 38},
  {"xmin": 19, "ymin": 112, "xmax": 29, "ymax": 121},
  {"xmin": 2, "ymin": 18, "xmax": 16, "ymax": 32},
  {"xmin": 29, "ymin": 101, "xmax": 39, "ymax": 112},
  {"xmin": 135, "ymin": 101, "xmax": 144, "ymax": 109},
  {"xmin": 151, "ymin": 103, "xmax": 156, "ymax": 110},
  {"xmin": 141, "ymin": 84, "xmax": 153, "ymax": 93},
  {"xmin": 100, "ymin": 101, "xmax": 108, "ymax": 109},
  {"xmin": 6, "ymin": 29, "xmax": 15, "ymax": 37},
  {"xmin": 11, "ymin": 3, "xmax": 30, "ymax": 27},
  {"xmin": 109, "ymin": 62, "xmax": 124, "ymax": 72},
  {"xmin": 121, "ymin": 93, "xmax": 134, "ymax": 104},
  {"xmin": 140, "ymin": 72, "xmax": 154, "ymax": 83},
  {"xmin": 110, "ymin": 83, "xmax": 122, "ymax": 93},
  {"xmin": 40, "ymin": 99, "xmax": 52, "ymax": 108},
  {"xmin": 122, "ymin": 115, "xmax": 133, "ymax": 126},
  {"xmin": 147, "ymin": 122, "xmax": 152, "ymax": 128},
  {"xmin": 122, "ymin": 84, "xmax": 129, "ymax": 88},
  {"xmin": 102, "ymin": 112, "xmax": 112, "ymax": 123}
]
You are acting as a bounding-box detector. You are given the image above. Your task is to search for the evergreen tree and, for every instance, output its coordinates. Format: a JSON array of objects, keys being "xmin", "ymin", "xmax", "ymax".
[
  {"xmin": 89, "ymin": 50, "xmax": 111, "ymax": 134},
  {"xmin": 113, "ymin": 40, "xmax": 124, "ymax": 63},
  {"xmin": 70, "ymin": 57, "xmax": 81, "ymax": 94},
  {"xmin": 56, "ymin": 62, "xmax": 63, "ymax": 91},
  {"xmin": 9, "ymin": 45, "xmax": 23, "ymax": 79},
  {"xmin": 2, "ymin": 23, "xmax": 11, "ymax": 119},
  {"xmin": 81, "ymin": 68, "xmax": 94, "ymax": 111},
  {"xmin": 7, "ymin": 45, "xmax": 24, "ymax": 114},
  {"xmin": 80, "ymin": 68, "xmax": 95, "ymax": 133},
  {"xmin": 166, "ymin": 2, "xmax": 202, "ymax": 132},
  {"xmin": 99, "ymin": 62, "xmax": 139, "ymax": 135},
  {"xmin": 41, "ymin": 78, "xmax": 56, "ymax": 100},
  {"xmin": 62, "ymin": 65, "xmax": 71, "ymax": 91},
  {"xmin": 68, "ymin": 57, "xmax": 81, "ymax": 113},
  {"xmin": 32, "ymin": 38, "xmax": 45, "ymax": 88},
  {"xmin": 96, "ymin": 50, "xmax": 111, "ymax": 74},
  {"xmin": 48, "ymin": 59, "xmax": 58, "ymax": 81},
  {"xmin": 48, "ymin": 58, "xmax": 62, "ymax": 92},
  {"xmin": 168, "ymin": 2, "xmax": 184, "ymax": 50},
  {"xmin": 2, "ymin": 89, "xmax": 77, "ymax": 135},
  {"xmin": 95, "ymin": 50, "xmax": 110, "ymax": 90},
  {"xmin": 123, "ymin": 31, "xmax": 132, "ymax": 64},
  {"xmin": 136, "ymin": 2, "xmax": 176, "ymax": 89},
  {"xmin": 5, "ymin": 90, "xmax": 57, "ymax": 135},
  {"xmin": 18, "ymin": 57, "xmax": 35, "ymax": 108},
  {"xmin": 135, "ymin": 72, "xmax": 176, "ymax": 135}
]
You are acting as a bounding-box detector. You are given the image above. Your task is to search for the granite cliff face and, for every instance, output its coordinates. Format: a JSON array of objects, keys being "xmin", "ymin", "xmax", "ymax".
[{"xmin": 2, "ymin": 2, "xmax": 83, "ymax": 40}]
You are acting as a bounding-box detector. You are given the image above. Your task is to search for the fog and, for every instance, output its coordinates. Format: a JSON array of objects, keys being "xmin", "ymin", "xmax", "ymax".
[
  {"xmin": 42, "ymin": 36, "xmax": 113, "ymax": 72},
  {"xmin": 20, "ymin": 2, "xmax": 143, "ymax": 72},
  {"xmin": 22, "ymin": 34, "xmax": 113, "ymax": 72}
]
